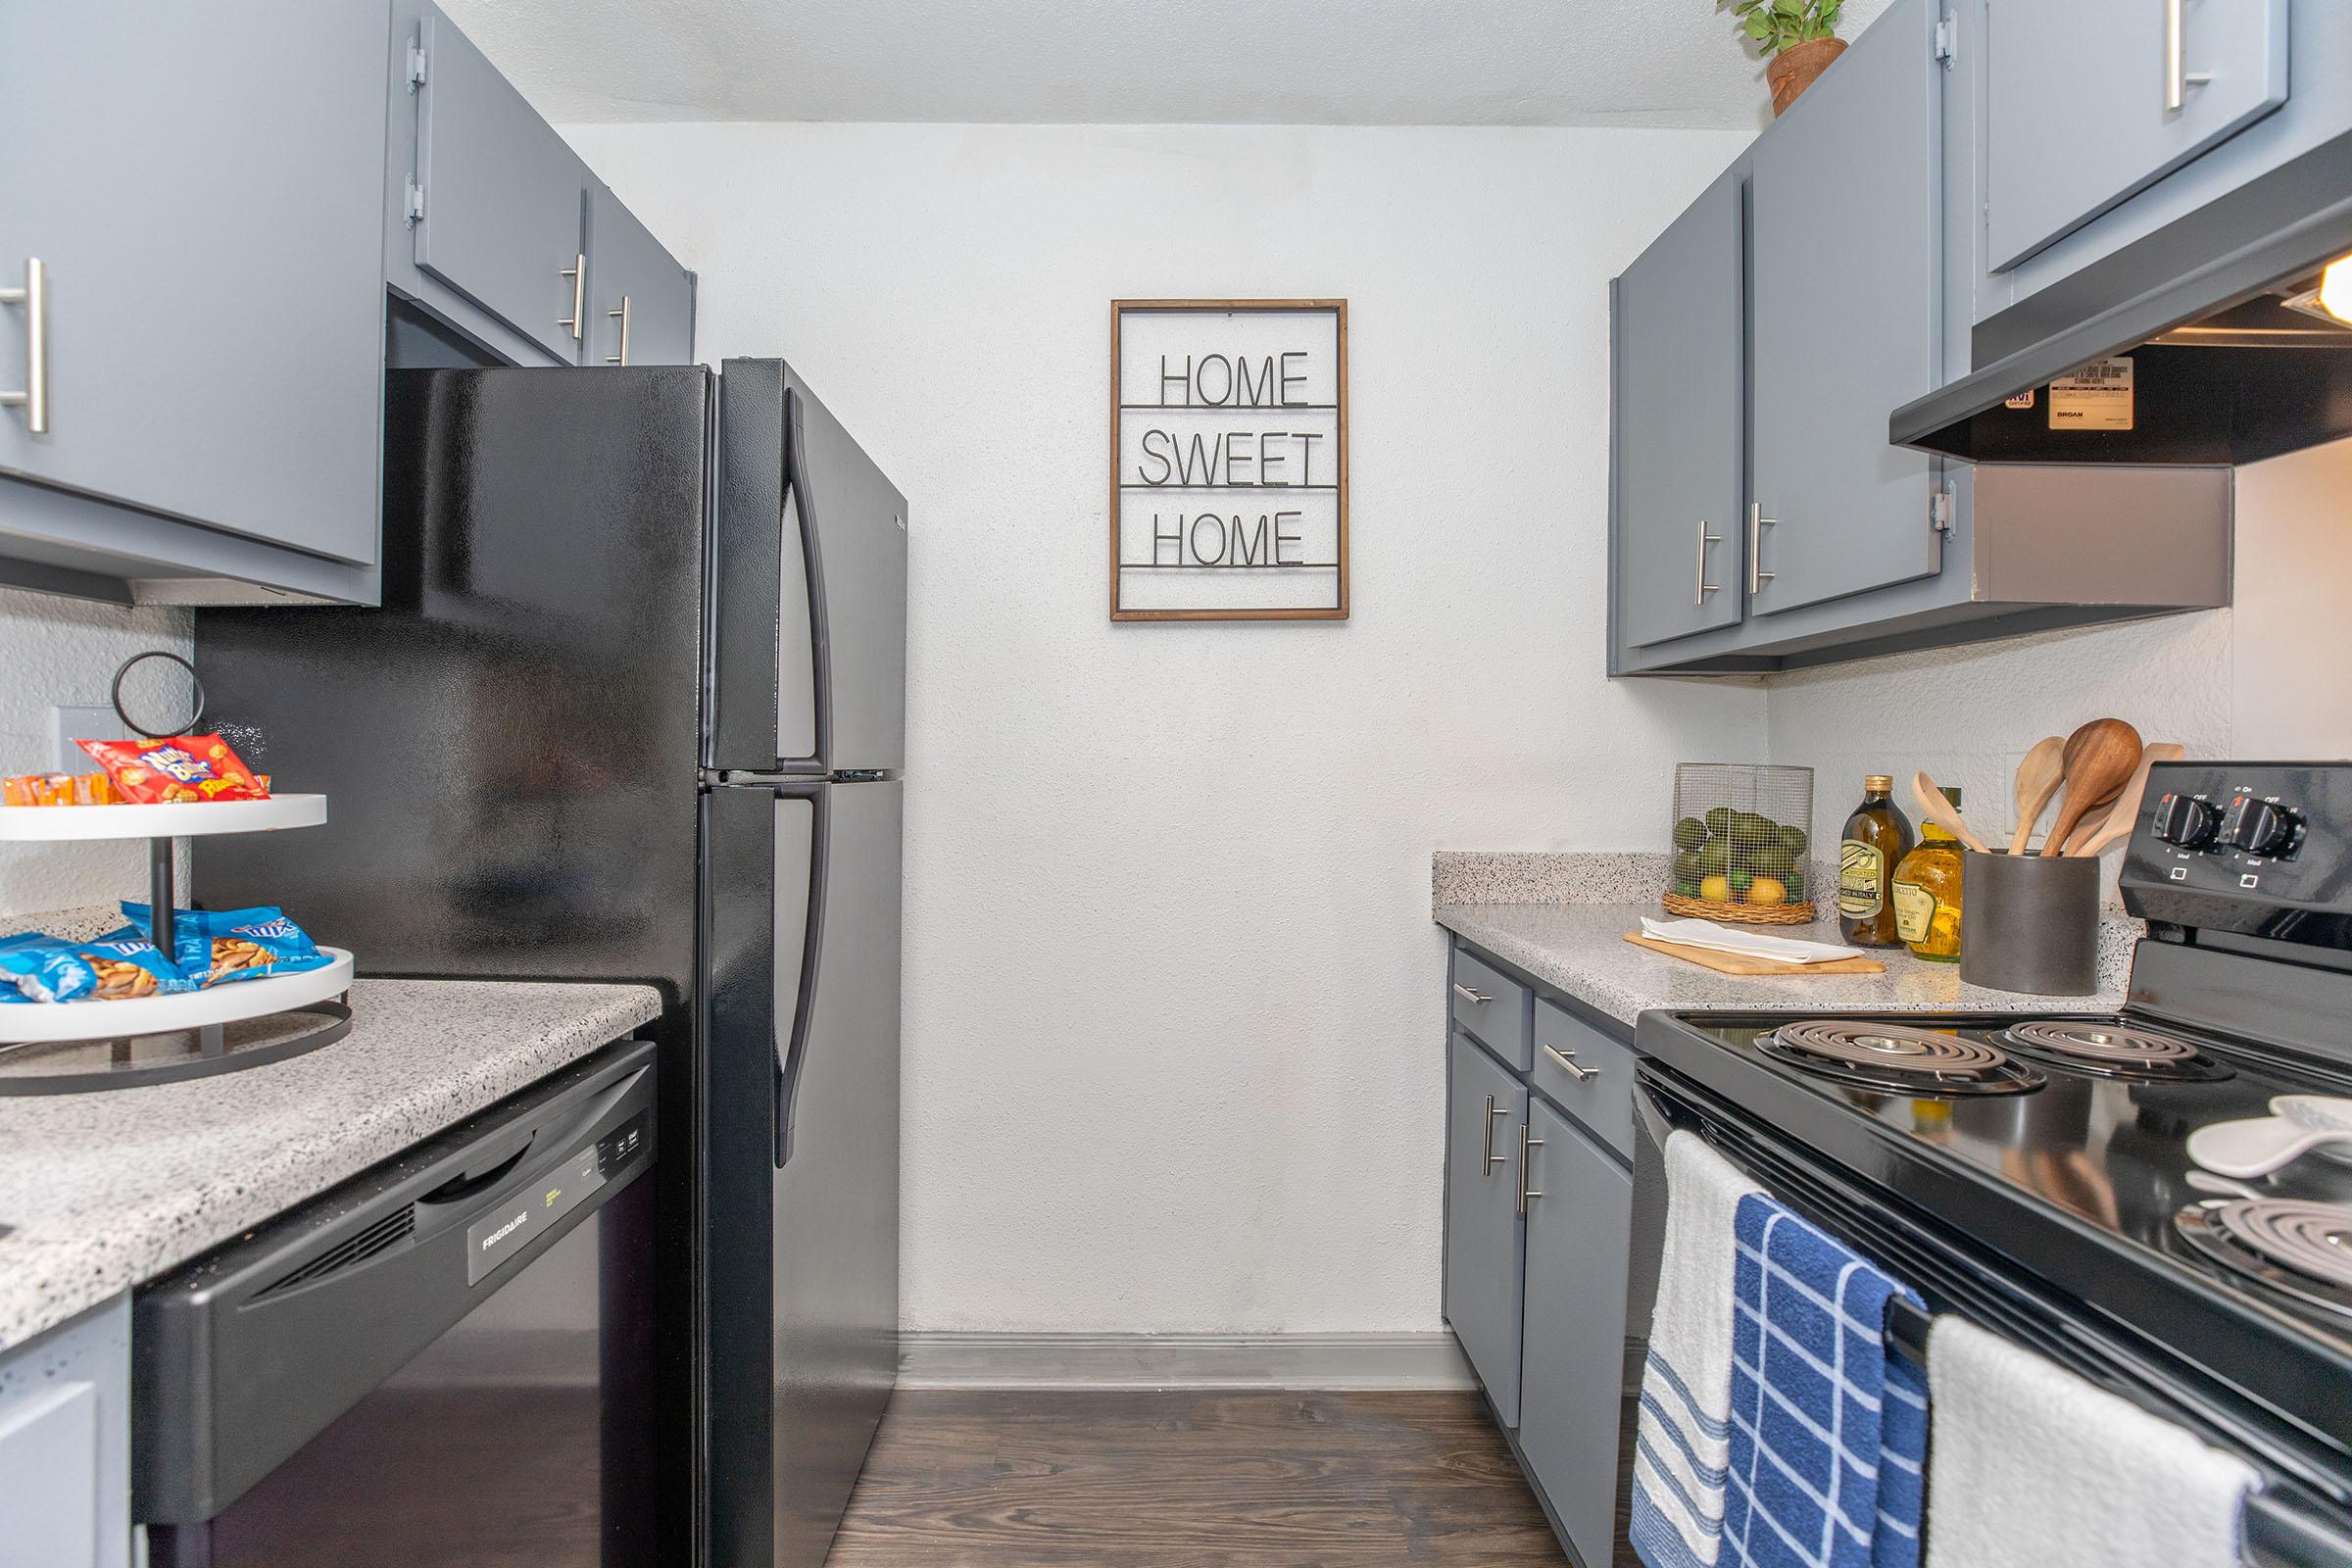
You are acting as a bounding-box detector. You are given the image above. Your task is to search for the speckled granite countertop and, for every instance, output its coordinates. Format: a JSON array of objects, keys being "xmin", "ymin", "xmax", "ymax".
[
  {"xmin": 0, "ymin": 978, "xmax": 661, "ymax": 1353},
  {"xmin": 1435, "ymin": 852, "xmax": 2135, "ymax": 1030}
]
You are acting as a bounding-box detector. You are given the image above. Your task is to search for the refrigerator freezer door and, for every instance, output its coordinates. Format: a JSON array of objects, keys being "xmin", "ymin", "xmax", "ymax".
[
  {"xmin": 700, "ymin": 778, "xmax": 900, "ymax": 1568},
  {"xmin": 710, "ymin": 360, "xmax": 907, "ymax": 776}
]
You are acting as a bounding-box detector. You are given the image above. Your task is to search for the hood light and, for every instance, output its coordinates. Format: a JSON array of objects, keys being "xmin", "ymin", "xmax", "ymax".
[{"xmin": 2321, "ymin": 254, "xmax": 2352, "ymax": 325}]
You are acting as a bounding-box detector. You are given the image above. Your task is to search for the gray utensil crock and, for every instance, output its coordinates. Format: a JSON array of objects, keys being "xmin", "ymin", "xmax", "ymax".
[{"xmin": 1959, "ymin": 850, "xmax": 2101, "ymax": 996}]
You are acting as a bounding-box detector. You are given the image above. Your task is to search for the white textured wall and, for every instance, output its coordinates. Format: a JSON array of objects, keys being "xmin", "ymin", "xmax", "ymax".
[
  {"xmin": 564, "ymin": 121, "xmax": 1761, "ymax": 1333},
  {"xmin": 0, "ymin": 589, "xmax": 192, "ymax": 916},
  {"xmin": 1764, "ymin": 435, "xmax": 2352, "ymax": 856}
]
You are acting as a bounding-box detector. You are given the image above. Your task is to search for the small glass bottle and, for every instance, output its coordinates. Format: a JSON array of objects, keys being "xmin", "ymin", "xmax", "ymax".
[
  {"xmin": 1838, "ymin": 775, "xmax": 1914, "ymax": 948},
  {"xmin": 1891, "ymin": 786, "xmax": 1966, "ymax": 962}
]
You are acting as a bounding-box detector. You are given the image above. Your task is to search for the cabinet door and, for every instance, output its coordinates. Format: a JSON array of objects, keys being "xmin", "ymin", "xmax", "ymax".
[
  {"xmin": 413, "ymin": 5, "xmax": 588, "ymax": 364},
  {"xmin": 586, "ymin": 184, "xmax": 695, "ymax": 368},
  {"xmin": 1749, "ymin": 0, "xmax": 1943, "ymax": 617},
  {"xmin": 1445, "ymin": 1032, "xmax": 1527, "ymax": 1425},
  {"xmin": 0, "ymin": 1297, "xmax": 129, "ymax": 1568},
  {"xmin": 1613, "ymin": 172, "xmax": 1745, "ymax": 650},
  {"xmin": 1985, "ymin": 0, "xmax": 2290, "ymax": 272},
  {"xmin": 0, "ymin": 3, "xmax": 389, "ymax": 565},
  {"xmin": 1516, "ymin": 1102, "xmax": 1635, "ymax": 1568}
]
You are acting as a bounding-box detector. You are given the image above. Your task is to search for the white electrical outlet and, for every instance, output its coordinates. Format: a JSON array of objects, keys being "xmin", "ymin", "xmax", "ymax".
[{"xmin": 51, "ymin": 706, "xmax": 128, "ymax": 774}]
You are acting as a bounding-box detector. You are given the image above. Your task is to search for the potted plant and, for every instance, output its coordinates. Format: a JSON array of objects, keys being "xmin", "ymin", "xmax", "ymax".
[{"xmin": 1721, "ymin": 0, "xmax": 1847, "ymax": 116}]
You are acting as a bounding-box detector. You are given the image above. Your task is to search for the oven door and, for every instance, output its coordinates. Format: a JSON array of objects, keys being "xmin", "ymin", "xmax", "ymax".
[{"xmin": 1630, "ymin": 1061, "xmax": 2352, "ymax": 1568}]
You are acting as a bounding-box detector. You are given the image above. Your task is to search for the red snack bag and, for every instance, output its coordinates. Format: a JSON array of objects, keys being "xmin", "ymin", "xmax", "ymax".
[{"xmin": 76, "ymin": 734, "xmax": 270, "ymax": 805}]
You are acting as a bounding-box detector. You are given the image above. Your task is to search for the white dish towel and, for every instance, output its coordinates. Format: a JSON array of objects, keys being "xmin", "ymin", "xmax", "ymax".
[
  {"xmin": 1630, "ymin": 1130, "xmax": 1763, "ymax": 1568},
  {"xmin": 1640, "ymin": 917, "xmax": 1863, "ymax": 966},
  {"xmin": 1924, "ymin": 1316, "xmax": 2258, "ymax": 1568}
]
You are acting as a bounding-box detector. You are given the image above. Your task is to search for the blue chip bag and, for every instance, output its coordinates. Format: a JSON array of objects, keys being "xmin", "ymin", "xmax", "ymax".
[
  {"xmin": 0, "ymin": 933, "xmax": 100, "ymax": 1004},
  {"xmin": 122, "ymin": 904, "xmax": 331, "ymax": 988},
  {"xmin": 78, "ymin": 926, "xmax": 197, "ymax": 1000}
]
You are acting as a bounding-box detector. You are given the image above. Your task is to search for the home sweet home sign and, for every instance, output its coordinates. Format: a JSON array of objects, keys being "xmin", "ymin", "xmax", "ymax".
[{"xmin": 1109, "ymin": 300, "xmax": 1348, "ymax": 621}]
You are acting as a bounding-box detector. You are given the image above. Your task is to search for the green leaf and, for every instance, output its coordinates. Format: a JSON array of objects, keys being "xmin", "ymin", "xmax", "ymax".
[
  {"xmin": 1775, "ymin": 0, "xmax": 1802, "ymax": 18},
  {"xmin": 1743, "ymin": 16, "xmax": 1773, "ymax": 40}
]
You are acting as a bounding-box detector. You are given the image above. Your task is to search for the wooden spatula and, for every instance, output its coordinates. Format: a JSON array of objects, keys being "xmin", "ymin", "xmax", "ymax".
[
  {"xmin": 2070, "ymin": 742, "xmax": 2183, "ymax": 857},
  {"xmin": 2007, "ymin": 735, "xmax": 2067, "ymax": 856},
  {"xmin": 2042, "ymin": 718, "xmax": 2142, "ymax": 857}
]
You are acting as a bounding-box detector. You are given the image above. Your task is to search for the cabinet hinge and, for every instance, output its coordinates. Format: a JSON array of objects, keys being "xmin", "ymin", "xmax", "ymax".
[
  {"xmin": 1934, "ymin": 13, "xmax": 1956, "ymax": 65},
  {"xmin": 407, "ymin": 35, "xmax": 428, "ymax": 90},
  {"xmin": 1931, "ymin": 487, "xmax": 1955, "ymax": 533},
  {"xmin": 404, "ymin": 176, "xmax": 426, "ymax": 226}
]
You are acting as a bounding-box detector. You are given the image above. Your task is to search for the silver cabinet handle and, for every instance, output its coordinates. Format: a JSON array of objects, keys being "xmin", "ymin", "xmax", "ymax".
[
  {"xmin": 559, "ymin": 253, "xmax": 585, "ymax": 341},
  {"xmin": 0, "ymin": 258, "xmax": 48, "ymax": 435},
  {"xmin": 1694, "ymin": 519, "xmax": 1723, "ymax": 605},
  {"xmin": 1482, "ymin": 1096, "xmax": 1510, "ymax": 1171},
  {"xmin": 606, "ymin": 295, "xmax": 632, "ymax": 365},
  {"xmin": 2165, "ymin": 0, "xmax": 2212, "ymax": 112},
  {"xmin": 1748, "ymin": 502, "xmax": 1776, "ymax": 595},
  {"xmin": 1543, "ymin": 1044, "xmax": 1599, "ymax": 1084},
  {"xmin": 1518, "ymin": 1121, "xmax": 1544, "ymax": 1213},
  {"xmin": 1451, "ymin": 983, "xmax": 1491, "ymax": 1005}
]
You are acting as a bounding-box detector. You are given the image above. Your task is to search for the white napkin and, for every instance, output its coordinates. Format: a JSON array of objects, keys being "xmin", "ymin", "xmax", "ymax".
[
  {"xmin": 1641, "ymin": 916, "xmax": 1861, "ymax": 966},
  {"xmin": 1925, "ymin": 1317, "xmax": 2258, "ymax": 1568}
]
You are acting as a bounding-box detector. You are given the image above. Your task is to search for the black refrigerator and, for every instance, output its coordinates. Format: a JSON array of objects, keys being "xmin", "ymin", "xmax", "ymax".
[{"xmin": 194, "ymin": 359, "xmax": 906, "ymax": 1568}]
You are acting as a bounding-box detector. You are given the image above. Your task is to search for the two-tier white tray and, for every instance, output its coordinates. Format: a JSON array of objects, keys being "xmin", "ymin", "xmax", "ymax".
[{"xmin": 0, "ymin": 794, "xmax": 351, "ymax": 1092}]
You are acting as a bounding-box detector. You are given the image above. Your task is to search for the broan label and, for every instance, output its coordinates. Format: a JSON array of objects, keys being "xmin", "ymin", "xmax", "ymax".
[{"xmin": 2048, "ymin": 357, "xmax": 2133, "ymax": 431}]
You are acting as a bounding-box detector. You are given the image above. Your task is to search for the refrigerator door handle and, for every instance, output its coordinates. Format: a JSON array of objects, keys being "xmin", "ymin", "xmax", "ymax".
[
  {"xmin": 774, "ymin": 779, "xmax": 828, "ymax": 1168},
  {"xmin": 786, "ymin": 386, "xmax": 835, "ymax": 771}
]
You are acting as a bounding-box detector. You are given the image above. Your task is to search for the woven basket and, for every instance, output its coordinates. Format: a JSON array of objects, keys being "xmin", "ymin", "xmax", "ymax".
[{"xmin": 1661, "ymin": 892, "xmax": 1819, "ymax": 926}]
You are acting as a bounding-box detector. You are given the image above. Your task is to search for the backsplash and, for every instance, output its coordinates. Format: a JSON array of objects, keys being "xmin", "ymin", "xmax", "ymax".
[{"xmin": 0, "ymin": 587, "xmax": 193, "ymax": 916}]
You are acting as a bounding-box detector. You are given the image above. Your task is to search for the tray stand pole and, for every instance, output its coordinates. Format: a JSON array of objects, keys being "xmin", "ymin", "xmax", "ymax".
[{"xmin": 147, "ymin": 835, "xmax": 175, "ymax": 956}]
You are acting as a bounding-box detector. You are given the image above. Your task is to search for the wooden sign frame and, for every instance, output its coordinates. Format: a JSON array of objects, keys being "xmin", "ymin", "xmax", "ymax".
[{"xmin": 1109, "ymin": 299, "xmax": 1348, "ymax": 621}]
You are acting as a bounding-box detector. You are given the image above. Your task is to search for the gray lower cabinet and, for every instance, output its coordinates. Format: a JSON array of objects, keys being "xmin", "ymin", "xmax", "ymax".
[
  {"xmin": 586, "ymin": 184, "xmax": 697, "ymax": 368},
  {"xmin": 1445, "ymin": 1030, "xmax": 1527, "ymax": 1427},
  {"xmin": 1613, "ymin": 172, "xmax": 1747, "ymax": 653},
  {"xmin": 0, "ymin": 1296, "xmax": 131, "ymax": 1568},
  {"xmin": 410, "ymin": 4, "xmax": 593, "ymax": 366},
  {"xmin": 1746, "ymin": 0, "xmax": 1944, "ymax": 619},
  {"xmin": 1517, "ymin": 1100, "xmax": 1636, "ymax": 1568},
  {"xmin": 0, "ymin": 1, "xmax": 391, "ymax": 597},
  {"xmin": 1984, "ymin": 0, "xmax": 2290, "ymax": 273}
]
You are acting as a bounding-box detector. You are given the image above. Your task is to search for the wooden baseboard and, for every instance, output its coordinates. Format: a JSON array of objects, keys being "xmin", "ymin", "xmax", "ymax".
[{"xmin": 896, "ymin": 1331, "xmax": 1478, "ymax": 1392}]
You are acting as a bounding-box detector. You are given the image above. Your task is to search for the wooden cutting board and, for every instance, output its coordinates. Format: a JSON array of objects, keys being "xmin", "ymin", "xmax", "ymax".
[{"xmin": 1624, "ymin": 931, "xmax": 1886, "ymax": 976}]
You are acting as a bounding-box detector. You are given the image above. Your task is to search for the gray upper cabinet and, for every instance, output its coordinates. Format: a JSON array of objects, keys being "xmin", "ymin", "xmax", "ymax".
[
  {"xmin": 1747, "ymin": 0, "xmax": 1944, "ymax": 617},
  {"xmin": 411, "ymin": 5, "xmax": 590, "ymax": 366},
  {"xmin": 586, "ymin": 184, "xmax": 696, "ymax": 367},
  {"xmin": 1515, "ymin": 1101, "xmax": 1635, "ymax": 1568},
  {"xmin": 0, "ymin": 3, "xmax": 390, "ymax": 575},
  {"xmin": 1984, "ymin": 0, "xmax": 2290, "ymax": 273},
  {"xmin": 1445, "ymin": 1030, "xmax": 1527, "ymax": 1427},
  {"xmin": 1614, "ymin": 172, "xmax": 1746, "ymax": 650}
]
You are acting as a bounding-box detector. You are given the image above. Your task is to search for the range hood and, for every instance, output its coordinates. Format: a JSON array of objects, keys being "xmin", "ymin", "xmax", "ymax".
[{"xmin": 1894, "ymin": 126, "xmax": 2352, "ymax": 466}]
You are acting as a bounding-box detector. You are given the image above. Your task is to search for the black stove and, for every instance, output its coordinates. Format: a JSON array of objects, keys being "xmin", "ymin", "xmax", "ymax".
[{"xmin": 1636, "ymin": 761, "xmax": 2352, "ymax": 1558}]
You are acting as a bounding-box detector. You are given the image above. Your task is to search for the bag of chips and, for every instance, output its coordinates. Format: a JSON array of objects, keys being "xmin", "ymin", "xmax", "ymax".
[
  {"xmin": 77, "ymin": 734, "xmax": 270, "ymax": 805},
  {"xmin": 123, "ymin": 904, "xmax": 331, "ymax": 988},
  {"xmin": 76, "ymin": 927, "xmax": 197, "ymax": 1000},
  {"xmin": 0, "ymin": 933, "xmax": 100, "ymax": 1004}
]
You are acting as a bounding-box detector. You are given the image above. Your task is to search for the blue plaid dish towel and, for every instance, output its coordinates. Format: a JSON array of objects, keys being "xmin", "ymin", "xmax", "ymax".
[{"xmin": 1716, "ymin": 1195, "xmax": 1927, "ymax": 1568}]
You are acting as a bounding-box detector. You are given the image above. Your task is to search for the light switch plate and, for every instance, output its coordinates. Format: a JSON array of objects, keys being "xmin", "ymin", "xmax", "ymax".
[{"xmin": 51, "ymin": 706, "xmax": 127, "ymax": 774}]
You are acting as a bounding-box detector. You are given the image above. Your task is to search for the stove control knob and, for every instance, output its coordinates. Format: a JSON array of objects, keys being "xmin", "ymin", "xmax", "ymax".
[
  {"xmin": 2219, "ymin": 796, "xmax": 2301, "ymax": 858},
  {"xmin": 2150, "ymin": 792, "xmax": 2222, "ymax": 849}
]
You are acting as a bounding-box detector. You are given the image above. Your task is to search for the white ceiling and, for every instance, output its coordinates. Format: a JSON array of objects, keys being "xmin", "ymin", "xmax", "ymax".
[{"xmin": 438, "ymin": 0, "xmax": 1893, "ymax": 129}]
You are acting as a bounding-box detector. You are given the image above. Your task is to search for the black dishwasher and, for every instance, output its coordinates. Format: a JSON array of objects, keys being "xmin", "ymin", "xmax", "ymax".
[{"xmin": 134, "ymin": 1039, "xmax": 658, "ymax": 1568}]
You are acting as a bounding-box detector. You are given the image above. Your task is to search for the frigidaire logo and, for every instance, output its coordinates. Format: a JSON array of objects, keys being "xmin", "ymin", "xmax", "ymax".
[{"xmin": 481, "ymin": 1212, "xmax": 529, "ymax": 1250}]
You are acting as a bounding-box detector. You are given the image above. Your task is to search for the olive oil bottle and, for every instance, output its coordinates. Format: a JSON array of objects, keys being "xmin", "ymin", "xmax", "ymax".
[
  {"xmin": 1838, "ymin": 775, "xmax": 1913, "ymax": 948},
  {"xmin": 1891, "ymin": 786, "xmax": 1967, "ymax": 963}
]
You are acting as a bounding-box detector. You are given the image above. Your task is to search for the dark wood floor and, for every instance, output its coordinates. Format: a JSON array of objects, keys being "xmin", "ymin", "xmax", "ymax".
[{"xmin": 825, "ymin": 1388, "xmax": 1588, "ymax": 1566}]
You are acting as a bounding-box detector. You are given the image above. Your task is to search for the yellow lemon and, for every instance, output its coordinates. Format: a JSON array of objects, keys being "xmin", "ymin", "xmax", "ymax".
[
  {"xmin": 1699, "ymin": 874, "xmax": 1732, "ymax": 903},
  {"xmin": 1748, "ymin": 876, "xmax": 1788, "ymax": 907}
]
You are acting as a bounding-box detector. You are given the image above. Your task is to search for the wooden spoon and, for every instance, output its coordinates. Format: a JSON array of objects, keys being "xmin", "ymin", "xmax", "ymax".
[
  {"xmin": 2006, "ymin": 734, "xmax": 2067, "ymax": 856},
  {"xmin": 2071, "ymin": 742, "xmax": 2184, "ymax": 858},
  {"xmin": 1911, "ymin": 770, "xmax": 1990, "ymax": 855},
  {"xmin": 2041, "ymin": 718, "xmax": 2142, "ymax": 858}
]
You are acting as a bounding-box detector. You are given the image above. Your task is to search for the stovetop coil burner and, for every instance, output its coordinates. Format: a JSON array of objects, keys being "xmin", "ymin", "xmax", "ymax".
[
  {"xmin": 1758, "ymin": 1021, "xmax": 2045, "ymax": 1098},
  {"xmin": 2177, "ymin": 1199, "xmax": 2352, "ymax": 1320},
  {"xmin": 2000, "ymin": 1020, "xmax": 2233, "ymax": 1082}
]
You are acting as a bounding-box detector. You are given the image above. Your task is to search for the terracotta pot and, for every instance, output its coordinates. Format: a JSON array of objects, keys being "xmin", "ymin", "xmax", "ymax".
[{"xmin": 1767, "ymin": 36, "xmax": 1847, "ymax": 116}]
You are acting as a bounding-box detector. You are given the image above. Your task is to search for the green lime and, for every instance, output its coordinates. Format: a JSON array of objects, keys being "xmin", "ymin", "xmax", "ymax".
[
  {"xmin": 1704, "ymin": 807, "xmax": 1733, "ymax": 835},
  {"xmin": 1698, "ymin": 840, "xmax": 1730, "ymax": 876},
  {"xmin": 1674, "ymin": 879, "xmax": 1701, "ymax": 899},
  {"xmin": 1779, "ymin": 824, "xmax": 1809, "ymax": 857},
  {"xmin": 1729, "ymin": 869, "xmax": 1754, "ymax": 893},
  {"xmin": 1673, "ymin": 816, "xmax": 1708, "ymax": 851},
  {"xmin": 1672, "ymin": 851, "xmax": 1702, "ymax": 883},
  {"xmin": 1752, "ymin": 847, "xmax": 1793, "ymax": 877}
]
